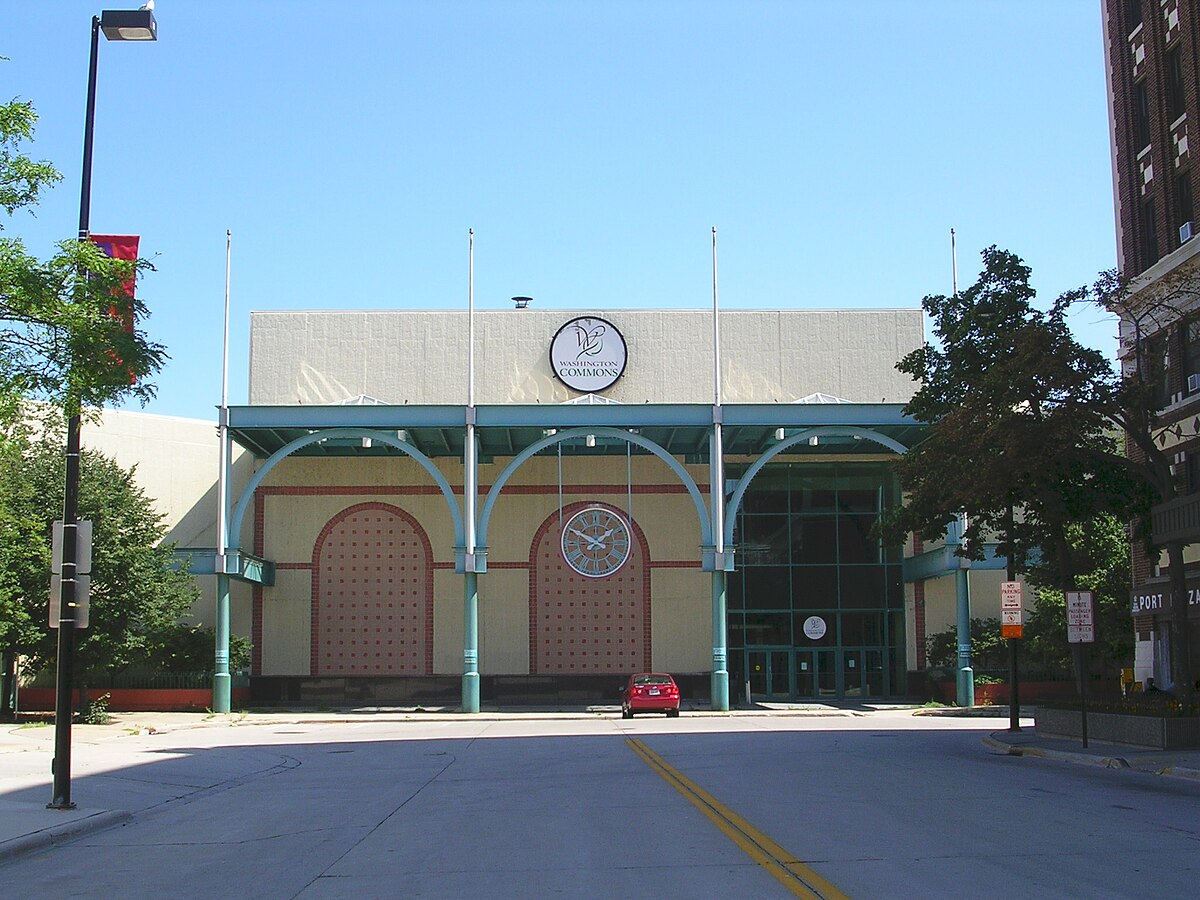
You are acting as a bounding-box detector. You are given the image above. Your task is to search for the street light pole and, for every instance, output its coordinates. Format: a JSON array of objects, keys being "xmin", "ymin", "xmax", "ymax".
[{"xmin": 49, "ymin": 7, "xmax": 157, "ymax": 812}]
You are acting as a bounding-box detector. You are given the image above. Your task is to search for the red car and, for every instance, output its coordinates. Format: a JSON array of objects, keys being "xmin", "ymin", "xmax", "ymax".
[{"xmin": 621, "ymin": 673, "xmax": 680, "ymax": 718}]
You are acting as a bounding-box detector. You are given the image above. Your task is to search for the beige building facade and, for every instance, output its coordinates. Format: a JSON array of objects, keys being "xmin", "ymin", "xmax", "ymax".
[{"xmin": 92, "ymin": 306, "xmax": 1017, "ymax": 705}]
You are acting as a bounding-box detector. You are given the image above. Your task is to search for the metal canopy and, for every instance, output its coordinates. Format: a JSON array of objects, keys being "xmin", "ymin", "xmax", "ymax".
[{"xmin": 226, "ymin": 403, "xmax": 927, "ymax": 460}]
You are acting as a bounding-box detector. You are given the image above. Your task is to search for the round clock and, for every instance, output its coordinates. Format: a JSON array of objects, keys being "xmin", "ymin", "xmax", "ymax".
[{"xmin": 560, "ymin": 506, "xmax": 631, "ymax": 578}]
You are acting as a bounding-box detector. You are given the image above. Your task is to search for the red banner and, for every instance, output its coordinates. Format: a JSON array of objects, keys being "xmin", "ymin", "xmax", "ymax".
[
  {"xmin": 88, "ymin": 234, "xmax": 139, "ymax": 383},
  {"xmin": 88, "ymin": 234, "xmax": 139, "ymax": 327}
]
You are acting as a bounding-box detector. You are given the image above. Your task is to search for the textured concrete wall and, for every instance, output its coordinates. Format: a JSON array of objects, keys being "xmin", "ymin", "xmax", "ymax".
[{"xmin": 249, "ymin": 308, "xmax": 924, "ymax": 405}]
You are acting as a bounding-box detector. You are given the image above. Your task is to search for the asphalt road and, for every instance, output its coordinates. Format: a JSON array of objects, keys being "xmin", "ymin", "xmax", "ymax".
[{"xmin": 1, "ymin": 710, "xmax": 1197, "ymax": 898}]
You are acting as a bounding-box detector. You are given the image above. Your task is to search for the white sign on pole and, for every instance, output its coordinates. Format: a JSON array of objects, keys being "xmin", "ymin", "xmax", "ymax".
[
  {"xmin": 1066, "ymin": 591, "xmax": 1095, "ymax": 644},
  {"xmin": 1001, "ymin": 609, "xmax": 1022, "ymax": 626},
  {"xmin": 1001, "ymin": 581, "xmax": 1023, "ymax": 610}
]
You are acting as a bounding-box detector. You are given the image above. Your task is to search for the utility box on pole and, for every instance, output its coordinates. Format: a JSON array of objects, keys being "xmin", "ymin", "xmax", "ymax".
[{"xmin": 50, "ymin": 520, "xmax": 93, "ymax": 629}]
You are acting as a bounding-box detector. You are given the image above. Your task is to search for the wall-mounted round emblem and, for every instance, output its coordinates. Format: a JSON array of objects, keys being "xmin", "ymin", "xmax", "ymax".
[
  {"xmin": 803, "ymin": 616, "xmax": 827, "ymax": 640},
  {"xmin": 561, "ymin": 506, "xmax": 631, "ymax": 578},
  {"xmin": 549, "ymin": 316, "xmax": 627, "ymax": 393}
]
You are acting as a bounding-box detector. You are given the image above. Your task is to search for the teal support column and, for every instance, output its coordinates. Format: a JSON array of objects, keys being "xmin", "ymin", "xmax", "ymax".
[
  {"xmin": 711, "ymin": 570, "xmax": 729, "ymax": 711},
  {"xmin": 213, "ymin": 572, "xmax": 231, "ymax": 713},
  {"xmin": 955, "ymin": 565, "xmax": 974, "ymax": 707},
  {"xmin": 462, "ymin": 571, "xmax": 480, "ymax": 712}
]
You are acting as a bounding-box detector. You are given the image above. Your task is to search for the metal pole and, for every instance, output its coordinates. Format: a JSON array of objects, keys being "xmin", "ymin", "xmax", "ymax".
[
  {"xmin": 954, "ymin": 511, "xmax": 973, "ymax": 708},
  {"xmin": 1006, "ymin": 507, "xmax": 1020, "ymax": 732},
  {"xmin": 709, "ymin": 227, "xmax": 729, "ymax": 711},
  {"xmin": 1078, "ymin": 643, "xmax": 1089, "ymax": 749},
  {"xmin": 213, "ymin": 230, "xmax": 233, "ymax": 713},
  {"xmin": 49, "ymin": 16, "xmax": 101, "ymax": 811},
  {"xmin": 462, "ymin": 229, "xmax": 480, "ymax": 712}
]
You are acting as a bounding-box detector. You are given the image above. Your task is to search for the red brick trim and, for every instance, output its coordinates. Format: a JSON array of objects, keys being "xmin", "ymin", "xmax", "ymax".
[
  {"xmin": 276, "ymin": 562, "xmax": 313, "ymax": 570},
  {"xmin": 649, "ymin": 560, "xmax": 703, "ymax": 568},
  {"xmin": 251, "ymin": 584, "xmax": 263, "ymax": 676},
  {"xmin": 309, "ymin": 502, "xmax": 435, "ymax": 676},
  {"xmin": 255, "ymin": 482, "xmax": 705, "ymax": 497},
  {"xmin": 251, "ymin": 488, "xmax": 265, "ymax": 675}
]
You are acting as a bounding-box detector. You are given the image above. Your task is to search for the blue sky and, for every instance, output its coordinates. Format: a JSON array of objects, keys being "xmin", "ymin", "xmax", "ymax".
[{"xmin": 6, "ymin": 1, "xmax": 1117, "ymax": 420}]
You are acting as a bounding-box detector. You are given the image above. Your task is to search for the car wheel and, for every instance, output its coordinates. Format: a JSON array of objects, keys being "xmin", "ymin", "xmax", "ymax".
[{"xmin": 667, "ymin": 709, "xmax": 679, "ymax": 717}]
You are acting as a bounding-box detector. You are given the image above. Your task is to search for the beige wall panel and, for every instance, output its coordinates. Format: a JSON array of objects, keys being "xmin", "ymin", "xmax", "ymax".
[
  {"xmin": 478, "ymin": 570, "xmax": 531, "ymax": 674},
  {"xmin": 433, "ymin": 571, "xmax": 464, "ymax": 674},
  {"xmin": 923, "ymin": 576, "xmax": 958, "ymax": 639},
  {"xmin": 250, "ymin": 309, "xmax": 924, "ymax": 406},
  {"xmin": 260, "ymin": 570, "xmax": 314, "ymax": 675},
  {"xmin": 649, "ymin": 569, "xmax": 710, "ymax": 672}
]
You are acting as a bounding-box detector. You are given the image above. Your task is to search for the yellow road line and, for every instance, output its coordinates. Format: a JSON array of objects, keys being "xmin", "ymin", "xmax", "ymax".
[{"xmin": 626, "ymin": 737, "xmax": 849, "ymax": 900}]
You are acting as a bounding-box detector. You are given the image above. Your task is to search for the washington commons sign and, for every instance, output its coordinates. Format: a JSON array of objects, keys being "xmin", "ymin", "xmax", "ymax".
[{"xmin": 549, "ymin": 316, "xmax": 628, "ymax": 393}]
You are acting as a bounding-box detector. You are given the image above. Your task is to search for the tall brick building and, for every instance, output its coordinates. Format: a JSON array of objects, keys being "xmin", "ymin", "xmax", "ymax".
[{"xmin": 1103, "ymin": 0, "xmax": 1200, "ymax": 687}]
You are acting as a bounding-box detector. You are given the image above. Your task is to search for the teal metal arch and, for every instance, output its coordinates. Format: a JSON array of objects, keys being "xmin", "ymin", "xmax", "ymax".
[
  {"xmin": 477, "ymin": 426, "xmax": 713, "ymax": 549},
  {"xmin": 228, "ymin": 427, "xmax": 465, "ymax": 552},
  {"xmin": 722, "ymin": 426, "xmax": 908, "ymax": 546}
]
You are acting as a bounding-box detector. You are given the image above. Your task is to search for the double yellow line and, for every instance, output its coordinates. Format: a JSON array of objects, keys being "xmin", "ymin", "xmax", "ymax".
[{"xmin": 625, "ymin": 738, "xmax": 849, "ymax": 900}]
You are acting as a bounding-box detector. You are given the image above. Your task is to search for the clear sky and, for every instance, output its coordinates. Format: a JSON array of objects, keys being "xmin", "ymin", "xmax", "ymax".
[{"xmin": 5, "ymin": 0, "xmax": 1117, "ymax": 421}]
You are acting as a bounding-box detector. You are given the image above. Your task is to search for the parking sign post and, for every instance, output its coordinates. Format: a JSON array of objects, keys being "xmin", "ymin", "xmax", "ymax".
[
  {"xmin": 1066, "ymin": 591, "xmax": 1095, "ymax": 749},
  {"xmin": 1000, "ymin": 581, "xmax": 1023, "ymax": 732}
]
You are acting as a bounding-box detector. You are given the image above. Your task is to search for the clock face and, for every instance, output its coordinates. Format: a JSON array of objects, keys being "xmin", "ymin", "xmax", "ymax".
[{"xmin": 560, "ymin": 506, "xmax": 631, "ymax": 578}]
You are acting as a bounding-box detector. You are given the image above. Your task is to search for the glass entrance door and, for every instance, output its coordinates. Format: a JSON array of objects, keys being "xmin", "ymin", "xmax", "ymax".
[
  {"xmin": 747, "ymin": 648, "xmax": 791, "ymax": 700},
  {"xmin": 841, "ymin": 649, "xmax": 886, "ymax": 698},
  {"xmin": 795, "ymin": 649, "xmax": 837, "ymax": 698}
]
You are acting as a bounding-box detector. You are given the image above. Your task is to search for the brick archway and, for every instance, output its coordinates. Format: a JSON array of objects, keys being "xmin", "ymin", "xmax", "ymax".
[
  {"xmin": 529, "ymin": 501, "xmax": 651, "ymax": 675},
  {"xmin": 311, "ymin": 502, "xmax": 433, "ymax": 675}
]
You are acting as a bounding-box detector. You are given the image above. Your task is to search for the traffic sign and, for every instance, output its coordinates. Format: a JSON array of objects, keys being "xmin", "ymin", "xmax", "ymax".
[
  {"xmin": 1001, "ymin": 581, "xmax": 1023, "ymax": 610},
  {"xmin": 1066, "ymin": 591, "xmax": 1095, "ymax": 643}
]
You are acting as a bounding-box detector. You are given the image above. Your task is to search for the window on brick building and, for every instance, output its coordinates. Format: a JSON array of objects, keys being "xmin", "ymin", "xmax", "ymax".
[
  {"xmin": 1141, "ymin": 196, "xmax": 1159, "ymax": 268},
  {"xmin": 1167, "ymin": 46, "xmax": 1186, "ymax": 122},
  {"xmin": 1184, "ymin": 318, "xmax": 1200, "ymax": 395},
  {"xmin": 1134, "ymin": 80, "xmax": 1151, "ymax": 149},
  {"xmin": 1144, "ymin": 330, "xmax": 1171, "ymax": 407},
  {"xmin": 1126, "ymin": 0, "xmax": 1143, "ymax": 30},
  {"xmin": 1178, "ymin": 173, "xmax": 1195, "ymax": 240}
]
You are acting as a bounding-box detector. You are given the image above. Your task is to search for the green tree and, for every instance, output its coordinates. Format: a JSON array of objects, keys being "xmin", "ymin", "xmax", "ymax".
[
  {"xmin": 1, "ymin": 87, "xmax": 166, "ymax": 422},
  {"xmin": 1022, "ymin": 513, "xmax": 1133, "ymax": 676},
  {"xmin": 882, "ymin": 247, "xmax": 1148, "ymax": 588},
  {"xmin": 9, "ymin": 437, "xmax": 201, "ymax": 687}
]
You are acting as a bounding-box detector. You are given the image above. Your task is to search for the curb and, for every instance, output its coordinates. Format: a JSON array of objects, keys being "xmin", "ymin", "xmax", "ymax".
[
  {"xmin": 0, "ymin": 809, "xmax": 131, "ymax": 865},
  {"xmin": 983, "ymin": 735, "xmax": 1131, "ymax": 769},
  {"xmin": 982, "ymin": 735, "xmax": 1200, "ymax": 781}
]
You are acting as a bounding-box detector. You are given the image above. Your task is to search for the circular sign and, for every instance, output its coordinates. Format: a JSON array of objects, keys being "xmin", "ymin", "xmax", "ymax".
[
  {"xmin": 549, "ymin": 316, "xmax": 627, "ymax": 393},
  {"xmin": 561, "ymin": 506, "xmax": 631, "ymax": 578},
  {"xmin": 802, "ymin": 616, "xmax": 827, "ymax": 640}
]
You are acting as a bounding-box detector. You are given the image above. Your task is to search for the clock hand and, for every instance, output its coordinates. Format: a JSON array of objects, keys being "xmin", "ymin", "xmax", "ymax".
[
  {"xmin": 584, "ymin": 527, "xmax": 619, "ymax": 550},
  {"xmin": 569, "ymin": 527, "xmax": 605, "ymax": 549}
]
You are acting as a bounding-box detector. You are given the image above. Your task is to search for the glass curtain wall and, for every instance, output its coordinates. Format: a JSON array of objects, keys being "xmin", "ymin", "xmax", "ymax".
[{"xmin": 727, "ymin": 462, "xmax": 905, "ymax": 701}]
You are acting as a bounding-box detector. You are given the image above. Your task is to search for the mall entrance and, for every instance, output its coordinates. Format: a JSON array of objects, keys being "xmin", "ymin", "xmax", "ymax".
[
  {"xmin": 726, "ymin": 461, "xmax": 907, "ymax": 702},
  {"xmin": 740, "ymin": 647, "xmax": 885, "ymax": 701}
]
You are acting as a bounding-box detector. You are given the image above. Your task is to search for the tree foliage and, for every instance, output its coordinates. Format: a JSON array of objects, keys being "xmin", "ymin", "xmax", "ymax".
[
  {"xmin": 1023, "ymin": 513, "xmax": 1133, "ymax": 675},
  {"xmin": 0, "ymin": 87, "xmax": 167, "ymax": 422},
  {"xmin": 0, "ymin": 88, "xmax": 60, "ymax": 219},
  {"xmin": 4, "ymin": 435, "xmax": 202, "ymax": 683},
  {"xmin": 881, "ymin": 247, "xmax": 1150, "ymax": 590}
]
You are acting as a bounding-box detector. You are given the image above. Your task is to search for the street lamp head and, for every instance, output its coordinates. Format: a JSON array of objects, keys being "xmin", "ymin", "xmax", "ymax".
[{"xmin": 100, "ymin": 9, "xmax": 157, "ymax": 41}]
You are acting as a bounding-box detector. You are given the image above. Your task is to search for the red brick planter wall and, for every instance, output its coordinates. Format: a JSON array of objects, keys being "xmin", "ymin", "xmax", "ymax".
[{"xmin": 17, "ymin": 687, "xmax": 251, "ymax": 712}]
